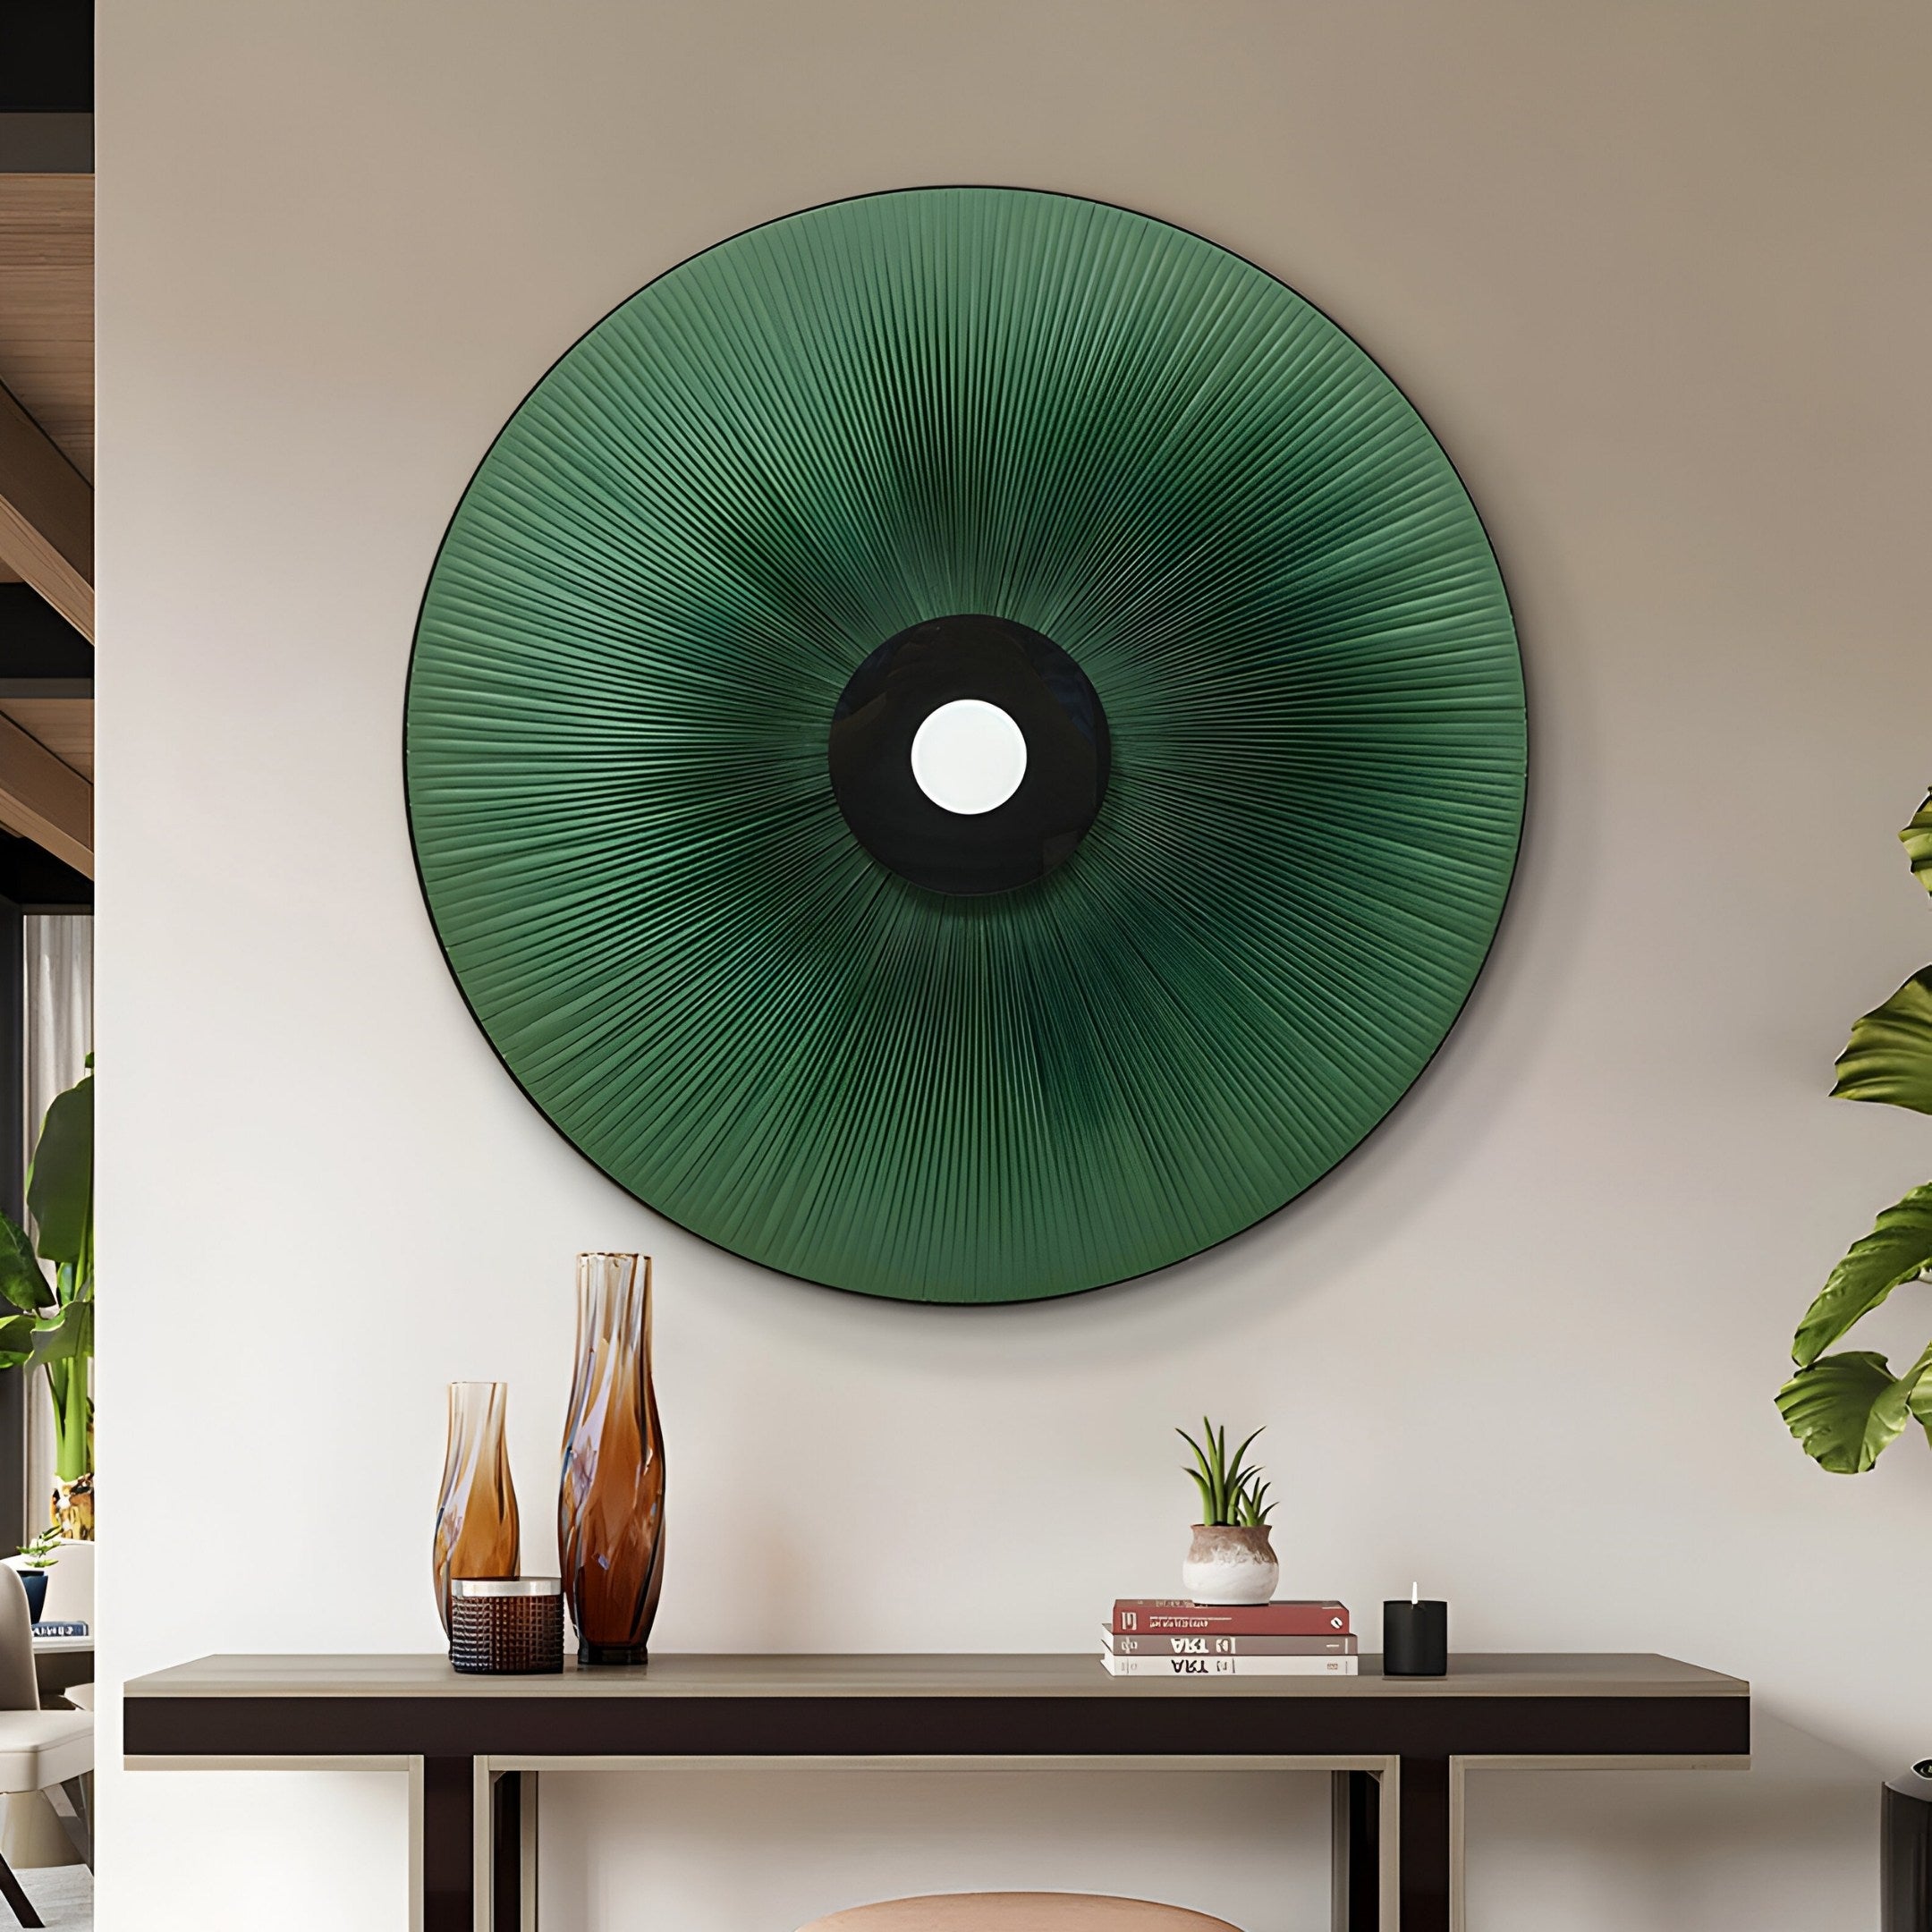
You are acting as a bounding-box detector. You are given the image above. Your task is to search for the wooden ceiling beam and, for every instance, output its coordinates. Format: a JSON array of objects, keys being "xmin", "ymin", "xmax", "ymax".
[
  {"xmin": 0, "ymin": 708, "xmax": 88, "ymax": 877},
  {"xmin": 0, "ymin": 377, "xmax": 89, "ymax": 641}
]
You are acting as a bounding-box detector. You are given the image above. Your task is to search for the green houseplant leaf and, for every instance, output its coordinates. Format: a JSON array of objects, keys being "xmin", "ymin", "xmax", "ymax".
[
  {"xmin": 1176, "ymin": 1419, "xmax": 1268, "ymax": 1527},
  {"xmin": 26, "ymin": 1300, "xmax": 90, "ymax": 1370},
  {"xmin": 1776, "ymin": 1347, "xmax": 1932, "ymax": 1473},
  {"xmin": 1779, "ymin": 793, "xmax": 1932, "ymax": 1474},
  {"xmin": 10, "ymin": 1063, "xmax": 96, "ymax": 1524},
  {"xmin": 26, "ymin": 1069, "xmax": 90, "ymax": 1272},
  {"xmin": 1833, "ymin": 972, "xmax": 1932, "ymax": 1114},
  {"xmin": 1899, "ymin": 792, "xmax": 1932, "ymax": 894},
  {"xmin": 1792, "ymin": 1182, "xmax": 1932, "ymax": 1368},
  {"xmin": 1235, "ymin": 1478, "xmax": 1273, "ymax": 1527},
  {"xmin": 0, "ymin": 1312, "xmax": 39, "ymax": 1368},
  {"xmin": 0, "ymin": 1216, "xmax": 49, "ymax": 1315},
  {"xmin": 1177, "ymin": 1428, "xmax": 1221, "ymax": 1521}
]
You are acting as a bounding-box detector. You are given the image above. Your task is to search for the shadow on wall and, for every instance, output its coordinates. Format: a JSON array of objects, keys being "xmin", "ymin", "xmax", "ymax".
[{"xmin": 1464, "ymin": 1710, "xmax": 1877, "ymax": 1932}]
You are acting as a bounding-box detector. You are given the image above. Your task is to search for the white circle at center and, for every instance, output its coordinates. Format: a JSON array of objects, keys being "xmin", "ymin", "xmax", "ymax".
[{"xmin": 910, "ymin": 699, "xmax": 1029, "ymax": 816}]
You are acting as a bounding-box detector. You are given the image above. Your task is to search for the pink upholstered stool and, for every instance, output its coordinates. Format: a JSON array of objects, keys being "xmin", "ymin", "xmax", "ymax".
[{"xmin": 798, "ymin": 1895, "xmax": 1241, "ymax": 1931}]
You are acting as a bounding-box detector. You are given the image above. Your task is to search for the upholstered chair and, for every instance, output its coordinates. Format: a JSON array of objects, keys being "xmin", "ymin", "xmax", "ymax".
[
  {"xmin": 0, "ymin": 1568, "xmax": 89, "ymax": 1928},
  {"xmin": 798, "ymin": 1894, "xmax": 1241, "ymax": 1930}
]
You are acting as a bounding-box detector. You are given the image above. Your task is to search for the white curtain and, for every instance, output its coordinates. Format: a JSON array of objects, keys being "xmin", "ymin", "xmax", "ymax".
[{"xmin": 22, "ymin": 917, "xmax": 91, "ymax": 1535}]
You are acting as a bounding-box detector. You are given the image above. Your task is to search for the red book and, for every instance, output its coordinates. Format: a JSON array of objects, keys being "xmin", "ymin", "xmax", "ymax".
[{"xmin": 1111, "ymin": 1599, "xmax": 1350, "ymax": 1636}]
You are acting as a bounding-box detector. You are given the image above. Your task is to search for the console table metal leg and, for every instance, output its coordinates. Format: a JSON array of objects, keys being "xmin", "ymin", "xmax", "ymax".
[
  {"xmin": 1396, "ymin": 1757, "xmax": 1451, "ymax": 1932},
  {"xmin": 489, "ymin": 1771, "xmax": 534, "ymax": 1929},
  {"xmin": 414, "ymin": 1756, "xmax": 475, "ymax": 1932},
  {"xmin": 1331, "ymin": 1770, "xmax": 1380, "ymax": 1932}
]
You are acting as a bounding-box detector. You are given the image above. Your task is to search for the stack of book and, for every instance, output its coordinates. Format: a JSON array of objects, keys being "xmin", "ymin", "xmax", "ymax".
[{"xmin": 1102, "ymin": 1599, "xmax": 1357, "ymax": 1676}]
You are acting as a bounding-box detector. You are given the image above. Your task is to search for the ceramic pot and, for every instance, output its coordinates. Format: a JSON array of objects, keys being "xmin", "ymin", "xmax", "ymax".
[
  {"xmin": 1182, "ymin": 1523, "xmax": 1278, "ymax": 1605},
  {"xmin": 17, "ymin": 1571, "xmax": 46, "ymax": 1623}
]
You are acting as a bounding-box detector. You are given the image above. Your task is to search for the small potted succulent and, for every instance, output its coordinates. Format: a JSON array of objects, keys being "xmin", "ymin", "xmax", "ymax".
[
  {"xmin": 1177, "ymin": 1417, "xmax": 1277, "ymax": 1604},
  {"xmin": 13, "ymin": 1526, "xmax": 59, "ymax": 1623}
]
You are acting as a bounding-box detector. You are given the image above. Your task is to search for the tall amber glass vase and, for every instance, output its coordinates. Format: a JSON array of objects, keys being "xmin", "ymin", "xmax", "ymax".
[
  {"xmin": 431, "ymin": 1381, "xmax": 521, "ymax": 1635},
  {"xmin": 558, "ymin": 1253, "xmax": 665, "ymax": 1665}
]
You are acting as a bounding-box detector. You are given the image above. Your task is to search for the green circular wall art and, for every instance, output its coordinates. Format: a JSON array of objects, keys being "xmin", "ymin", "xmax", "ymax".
[{"xmin": 405, "ymin": 187, "xmax": 1526, "ymax": 1304}]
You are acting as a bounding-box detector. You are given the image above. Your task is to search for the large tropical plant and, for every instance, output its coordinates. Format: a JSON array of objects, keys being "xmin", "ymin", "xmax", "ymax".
[
  {"xmin": 1780, "ymin": 801, "xmax": 1932, "ymax": 1473},
  {"xmin": 0, "ymin": 1061, "xmax": 92, "ymax": 1537}
]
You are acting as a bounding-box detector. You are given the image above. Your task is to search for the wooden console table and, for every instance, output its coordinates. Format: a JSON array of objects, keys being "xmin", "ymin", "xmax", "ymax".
[{"xmin": 123, "ymin": 1652, "xmax": 1747, "ymax": 1932}]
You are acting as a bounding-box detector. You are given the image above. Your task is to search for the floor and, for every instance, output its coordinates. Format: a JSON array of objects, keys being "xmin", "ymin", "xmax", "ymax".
[{"xmin": 13, "ymin": 1866, "xmax": 89, "ymax": 1927}]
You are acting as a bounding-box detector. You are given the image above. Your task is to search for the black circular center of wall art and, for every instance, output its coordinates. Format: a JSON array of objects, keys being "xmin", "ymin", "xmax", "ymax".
[{"xmin": 828, "ymin": 614, "xmax": 1111, "ymax": 895}]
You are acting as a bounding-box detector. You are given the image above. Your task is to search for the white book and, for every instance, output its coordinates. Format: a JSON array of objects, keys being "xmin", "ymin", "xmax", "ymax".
[{"xmin": 1099, "ymin": 1651, "xmax": 1360, "ymax": 1677}]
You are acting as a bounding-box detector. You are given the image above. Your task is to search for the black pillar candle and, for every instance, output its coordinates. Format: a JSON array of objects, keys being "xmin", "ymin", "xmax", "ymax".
[{"xmin": 1383, "ymin": 1588, "xmax": 1448, "ymax": 1677}]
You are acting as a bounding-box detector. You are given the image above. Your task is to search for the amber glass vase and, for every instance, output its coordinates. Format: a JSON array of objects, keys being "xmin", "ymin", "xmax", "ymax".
[
  {"xmin": 558, "ymin": 1252, "xmax": 665, "ymax": 1665},
  {"xmin": 431, "ymin": 1381, "xmax": 521, "ymax": 1635}
]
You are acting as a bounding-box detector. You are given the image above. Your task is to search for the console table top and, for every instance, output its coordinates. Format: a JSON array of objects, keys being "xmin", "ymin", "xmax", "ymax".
[{"xmin": 125, "ymin": 1651, "xmax": 1747, "ymax": 1703}]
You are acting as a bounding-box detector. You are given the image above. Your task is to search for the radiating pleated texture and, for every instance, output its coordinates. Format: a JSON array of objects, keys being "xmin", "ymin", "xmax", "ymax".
[{"xmin": 406, "ymin": 189, "xmax": 1526, "ymax": 1303}]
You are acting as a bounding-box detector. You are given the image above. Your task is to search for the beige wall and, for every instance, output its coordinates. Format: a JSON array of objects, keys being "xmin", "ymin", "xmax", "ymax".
[{"xmin": 97, "ymin": 2, "xmax": 1931, "ymax": 1927}]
